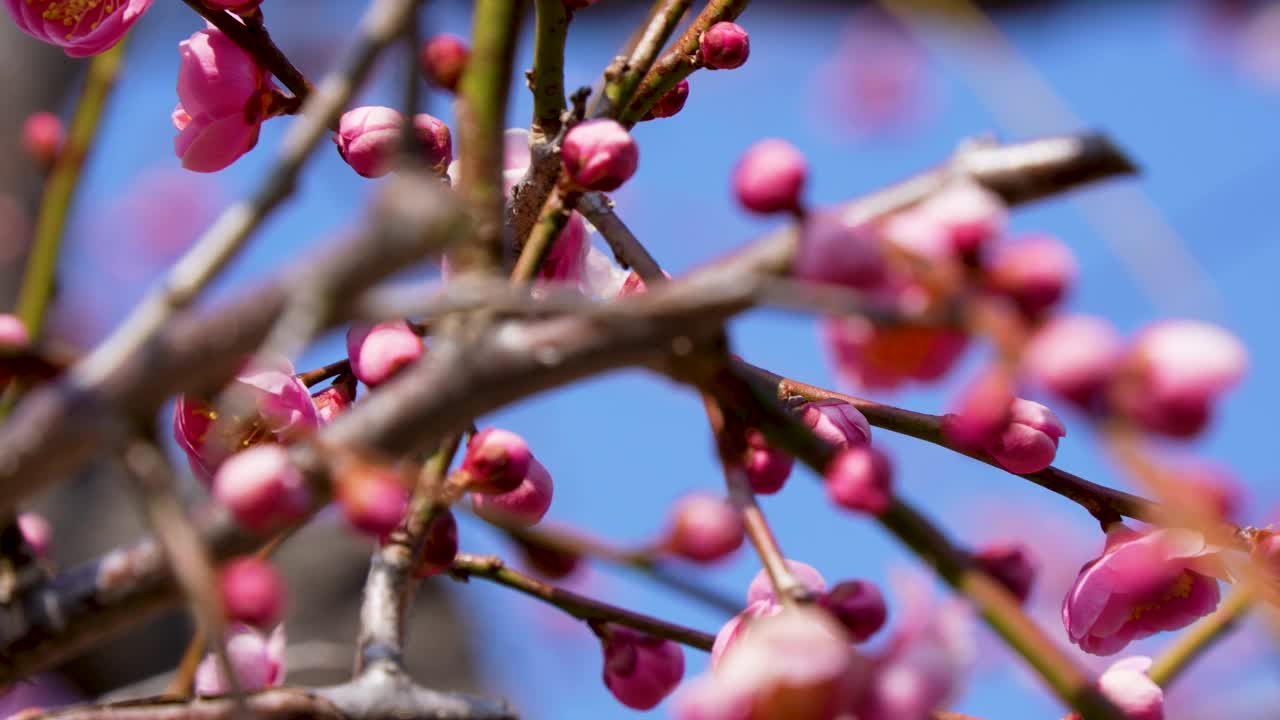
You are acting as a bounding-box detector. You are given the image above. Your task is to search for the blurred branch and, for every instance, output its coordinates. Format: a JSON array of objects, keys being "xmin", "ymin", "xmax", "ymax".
[
  {"xmin": 454, "ymin": 0, "xmax": 523, "ymax": 273},
  {"xmin": 16, "ymin": 40, "xmax": 126, "ymax": 341},
  {"xmin": 1148, "ymin": 588, "xmax": 1254, "ymax": 687},
  {"xmin": 449, "ymin": 553, "xmax": 716, "ymax": 651},
  {"xmin": 72, "ymin": 0, "xmax": 423, "ymax": 388}
]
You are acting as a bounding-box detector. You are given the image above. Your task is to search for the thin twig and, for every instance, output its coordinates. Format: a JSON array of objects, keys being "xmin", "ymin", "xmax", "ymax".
[
  {"xmin": 449, "ymin": 553, "xmax": 715, "ymax": 651},
  {"xmin": 590, "ymin": 0, "xmax": 693, "ymax": 120},
  {"xmin": 577, "ymin": 192, "xmax": 665, "ymax": 281}
]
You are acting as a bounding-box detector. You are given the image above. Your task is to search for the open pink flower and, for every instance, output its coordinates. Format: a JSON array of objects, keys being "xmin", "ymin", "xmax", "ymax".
[
  {"xmin": 4, "ymin": 0, "xmax": 152, "ymax": 57},
  {"xmin": 1063, "ymin": 525, "xmax": 1222, "ymax": 656},
  {"xmin": 194, "ymin": 624, "xmax": 286, "ymax": 696},
  {"xmin": 174, "ymin": 24, "xmax": 270, "ymax": 172}
]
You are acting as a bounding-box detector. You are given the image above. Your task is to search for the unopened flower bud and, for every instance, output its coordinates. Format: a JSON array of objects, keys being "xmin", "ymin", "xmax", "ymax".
[
  {"xmin": 984, "ymin": 234, "xmax": 1077, "ymax": 318},
  {"xmin": 744, "ymin": 430, "xmax": 793, "ymax": 495},
  {"xmin": 793, "ymin": 210, "xmax": 887, "ymax": 290},
  {"xmin": 220, "ymin": 557, "xmax": 285, "ymax": 628},
  {"xmin": 982, "ymin": 399, "xmax": 1065, "ymax": 474},
  {"xmin": 799, "ymin": 399, "xmax": 872, "ymax": 450},
  {"xmin": 338, "ymin": 465, "xmax": 410, "ymax": 537},
  {"xmin": 561, "ymin": 119, "xmax": 638, "ymax": 191},
  {"xmin": 310, "ymin": 374, "xmax": 357, "ymax": 424},
  {"xmin": 664, "ymin": 493, "xmax": 745, "ymax": 563},
  {"xmin": 824, "ymin": 446, "xmax": 893, "ymax": 514},
  {"xmin": 334, "ymin": 107, "xmax": 453, "ymax": 178},
  {"xmin": 733, "ymin": 138, "xmax": 807, "ymax": 215},
  {"xmin": 419, "ymin": 33, "xmax": 469, "ymax": 92},
  {"xmin": 346, "ymin": 320, "xmax": 424, "ymax": 386},
  {"xmin": 213, "ymin": 446, "xmax": 309, "ymax": 533},
  {"xmin": 746, "ymin": 560, "xmax": 828, "ymax": 605},
  {"xmin": 643, "ymin": 79, "xmax": 690, "ymax": 120},
  {"xmin": 916, "ymin": 178, "xmax": 1007, "ymax": 254},
  {"xmin": 817, "ymin": 579, "xmax": 887, "ymax": 642},
  {"xmin": 601, "ymin": 626, "xmax": 685, "ymax": 710},
  {"xmin": 460, "ymin": 428, "xmax": 533, "ymax": 494},
  {"xmin": 941, "ymin": 368, "xmax": 1014, "ymax": 449},
  {"xmin": 414, "ymin": 510, "xmax": 459, "ymax": 578},
  {"xmin": 0, "ymin": 313, "xmax": 29, "ymax": 349},
  {"xmin": 699, "ymin": 21, "xmax": 750, "ymax": 70},
  {"xmin": 472, "ymin": 457, "xmax": 554, "ymax": 527},
  {"xmin": 1089, "ymin": 657, "xmax": 1164, "ymax": 720},
  {"xmin": 17, "ymin": 512, "xmax": 51, "ymax": 559},
  {"xmin": 515, "ymin": 536, "xmax": 582, "ymax": 580},
  {"xmin": 22, "ymin": 112, "xmax": 62, "ymax": 166},
  {"xmin": 1021, "ymin": 315, "xmax": 1123, "ymax": 410},
  {"xmin": 973, "ymin": 542, "xmax": 1037, "ymax": 605},
  {"xmin": 194, "ymin": 624, "xmax": 285, "ymax": 696}
]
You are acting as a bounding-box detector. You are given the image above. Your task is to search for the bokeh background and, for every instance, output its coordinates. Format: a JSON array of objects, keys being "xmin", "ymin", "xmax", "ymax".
[{"xmin": 2, "ymin": 1, "xmax": 1279, "ymax": 718}]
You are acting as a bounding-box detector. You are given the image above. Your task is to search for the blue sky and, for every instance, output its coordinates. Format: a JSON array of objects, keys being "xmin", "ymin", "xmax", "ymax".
[{"xmin": 44, "ymin": 1, "xmax": 1280, "ymax": 718}]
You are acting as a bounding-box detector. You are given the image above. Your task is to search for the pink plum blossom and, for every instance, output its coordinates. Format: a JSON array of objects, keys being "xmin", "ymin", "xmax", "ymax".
[
  {"xmin": 973, "ymin": 542, "xmax": 1037, "ymax": 605},
  {"xmin": 212, "ymin": 445, "xmax": 310, "ymax": 533},
  {"xmin": 663, "ymin": 493, "xmax": 745, "ymax": 564},
  {"xmin": 420, "ymin": 33, "xmax": 468, "ymax": 91},
  {"xmin": 194, "ymin": 624, "xmax": 286, "ymax": 696},
  {"xmin": 747, "ymin": 560, "xmax": 828, "ymax": 606},
  {"xmin": 984, "ymin": 234, "xmax": 1077, "ymax": 318},
  {"xmin": 794, "ymin": 210, "xmax": 887, "ymax": 289},
  {"xmin": 471, "ymin": 457, "xmax": 554, "ymax": 527},
  {"xmin": 600, "ymin": 626, "xmax": 685, "ymax": 710},
  {"xmin": 345, "ymin": 320, "xmax": 424, "ymax": 386},
  {"xmin": 911, "ymin": 178, "xmax": 1007, "ymax": 255},
  {"xmin": 1092, "ymin": 656, "xmax": 1163, "ymax": 720},
  {"xmin": 817, "ymin": 580, "xmax": 888, "ymax": 642},
  {"xmin": 824, "ymin": 317, "xmax": 968, "ymax": 391},
  {"xmin": 1062, "ymin": 525, "xmax": 1222, "ymax": 655},
  {"xmin": 413, "ymin": 509, "xmax": 458, "ymax": 578},
  {"xmin": 825, "ymin": 446, "xmax": 894, "ymax": 514},
  {"xmin": 1021, "ymin": 314, "xmax": 1124, "ymax": 409},
  {"xmin": 310, "ymin": 374, "xmax": 357, "ymax": 424},
  {"xmin": 733, "ymin": 138, "xmax": 807, "ymax": 215},
  {"xmin": 338, "ymin": 464, "xmax": 410, "ymax": 538},
  {"xmin": 333, "ymin": 106, "xmax": 453, "ymax": 178},
  {"xmin": 174, "ymin": 24, "xmax": 270, "ymax": 172},
  {"xmin": 981, "ymin": 399, "xmax": 1065, "ymax": 475},
  {"xmin": 561, "ymin": 119, "xmax": 638, "ymax": 191},
  {"xmin": 942, "ymin": 368, "xmax": 1015, "ymax": 449},
  {"xmin": 220, "ymin": 557, "xmax": 285, "ymax": 628},
  {"xmin": 460, "ymin": 427, "xmax": 533, "ymax": 494},
  {"xmin": 233, "ymin": 355, "xmax": 320, "ymax": 439},
  {"xmin": 700, "ymin": 21, "xmax": 750, "ymax": 70},
  {"xmin": 643, "ymin": 79, "xmax": 690, "ymax": 120},
  {"xmin": 4, "ymin": 0, "xmax": 152, "ymax": 57},
  {"xmin": 743, "ymin": 430, "xmax": 793, "ymax": 494}
]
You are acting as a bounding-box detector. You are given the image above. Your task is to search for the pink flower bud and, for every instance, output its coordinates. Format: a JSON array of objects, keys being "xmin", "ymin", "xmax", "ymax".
[
  {"xmin": 194, "ymin": 624, "xmax": 286, "ymax": 696},
  {"xmin": 515, "ymin": 535, "xmax": 581, "ymax": 580},
  {"xmin": 17, "ymin": 512, "xmax": 51, "ymax": 559},
  {"xmin": 471, "ymin": 457, "xmax": 554, "ymax": 527},
  {"xmin": 973, "ymin": 542, "xmax": 1037, "ymax": 605},
  {"xmin": 643, "ymin": 79, "xmax": 690, "ymax": 120},
  {"xmin": 799, "ymin": 400, "xmax": 872, "ymax": 450},
  {"xmin": 334, "ymin": 107, "xmax": 454, "ymax": 178},
  {"xmin": 4, "ymin": 0, "xmax": 152, "ymax": 57},
  {"xmin": 914, "ymin": 178, "xmax": 1007, "ymax": 254},
  {"xmin": 414, "ymin": 510, "xmax": 459, "ymax": 578},
  {"xmin": 220, "ymin": 557, "xmax": 285, "ymax": 628},
  {"xmin": 825, "ymin": 446, "xmax": 893, "ymax": 514},
  {"xmin": 345, "ymin": 320, "xmax": 424, "ymax": 386},
  {"xmin": 561, "ymin": 119, "xmax": 638, "ymax": 191},
  {"xmin": 744, "ymin": 430, "xmax": 793, "ymax": 495},
  {"xmin": 663, "ymin": 493, "xmax": 744, "ymax": 564},
  {"xmin": 22, "ymin": 111, "xmax": 62, "ymax": 165},
  {"xmin": 1063, "ymin": 525, "xmax": 1221, "ymax": 655},
  {"xmin": 942, "ymin": 368, "xmax": 1015, "ymax": 449},
  {"xmin": 1092, "ymin": 657, "xmax": 1164, "ymax": 720},
  {"xmin": 824, "ymin": 318, "xmax": 968, "ymax": 391},
  {"xmin": 711, "ymin": 599, "xmax": 782, "ymax": 669},
  {"xmin": 984, "ymin": 234, "xmax": 1077, "ymax": 318},
  {"xmin": 1116, "ymin": 320, "xmax": 1247, "ymax": 438},
  {"xmin": 733, "ymin": 139, "xmax": 808, "ymax": 215},
  {"xmin": 338, "ymin": 465, "xmax": 410, "ymax": 537},
  {"xmin": 460, "ymin": 428, "xmax": 533, "ymax": 494},
  {"xmin": 212, "ymin": 445, "xmax": 309, "ymax": 533},
  {"xmin": 174, "ymin": 25, "xmax": 268, "ymax": 172},
  {"xmin": 747, "ymin": 560, "xmax": 827, "ymax": 605},
  {"xmin": 817, "ymin": 580, "xmax": 887, "ymax": 642},
  {"xmin": 601, "ymin": 626, "xmax": 685, "ymax": 710},
  {"xmin": 310, "ymin": 374, "xmax": 357, "ymax": 424},
  {"xmin": 699, "ymin": 21, "xmax": 750, "ymax": 70},
  {"xmin": 419, "ymin": 33, "xmax": 469, "ymax": 92},
  {"xmin": 793, "ymin": 210, "xmax": 889, "ymax": 291},
  {"xmin": 982, "ymin": 399, "xmax": 1065, "ymax": 474},
  {"xmin": 1021, "ymin": 315, "xmax": 1123, "ymax": 409},
  {"xmin": 0, "ymin": 314, "xmax": 30, "ymax": 350}
]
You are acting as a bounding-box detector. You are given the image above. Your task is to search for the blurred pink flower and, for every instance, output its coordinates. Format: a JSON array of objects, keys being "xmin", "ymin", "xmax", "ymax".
[
  {"xmin": 600, "ymin": 626, "xmax": 685, "ymax": 710},
  {"xmin": 4, "ymin": 0, "xmax": 151, "ymax": 57},
  {"xmin": 194, "ymin": 624, "xmax": 286, "ymax": 696}
]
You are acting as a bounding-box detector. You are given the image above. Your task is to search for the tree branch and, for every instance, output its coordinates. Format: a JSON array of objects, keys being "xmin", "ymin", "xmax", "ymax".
[
  {"xmin": 530, "ymin": 0, "xmax": 570, "ymax": 138},
  {"xmin": 590, "ymin": 0, "xmax": 693, "ymax": 120}
]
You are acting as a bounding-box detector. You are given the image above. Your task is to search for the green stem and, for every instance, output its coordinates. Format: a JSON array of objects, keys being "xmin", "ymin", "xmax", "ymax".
[
  {"xmin": 592, "ymin": 0, "xmax": 692, "ymax": 120},
  {"xmin": 455, "ymin": 0, "xmax": 523, "ymax": 273},
  {"xmin": 16, "ymin": 40, "xmax": 127, "ymax": 340},
  {"xmin": 510, "ymin": 188, "xmax": 579, "ymax": 283},
  {"xmin": 621, "ymin": 0, "xmax": 752, "ymax": 126},
  {"xmin": 1148, "ymin": 588, "xmax": 1254, "ymax": 687},
  {"xmin": 450, "ymin": 553, "xmax": 716, "ymax": 650},
  {"xmin": 531, "ymin": 0, "xmax": 570, "ymax": 138}
]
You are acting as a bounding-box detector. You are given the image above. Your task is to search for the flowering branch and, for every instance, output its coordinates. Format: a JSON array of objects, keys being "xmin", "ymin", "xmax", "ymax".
[
  {"xmin": 621, "ymin": 0, "xmax": 752, "ymax": 125},
  {"xmin": 591, "ymin": 0, "xmax": 693, "ymax": 119},
  {"xmin": 577, "ymin": 192, "xmax": 665, "ymax": 280},
  {"xmin": 449, "ymin": 552, "xmax": 716, "ymax": 651},
  {"xmin": 71, "ymin": 0, "xmax": 424, "ymax": 389},
  {"xmin": 177, "ymin": 0, "xmax": 312, "ymax": 103}
]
